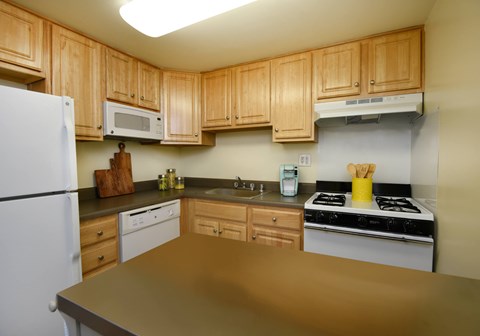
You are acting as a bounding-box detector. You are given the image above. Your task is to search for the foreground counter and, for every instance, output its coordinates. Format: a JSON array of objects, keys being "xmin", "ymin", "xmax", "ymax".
[{"xmin": 58, "ymin": 234, "xmax": 480, "ymax": 336}]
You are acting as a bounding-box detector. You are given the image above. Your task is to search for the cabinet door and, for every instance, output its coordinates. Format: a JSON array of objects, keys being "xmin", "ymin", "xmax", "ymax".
[
  {"xmin": 219, "ymin": 221, "xmax": 247, "ymax": 241},
  {"xmin": 106, "ymin": 48, "xmax": 137, "ymax": 105},
  {"xmin": 202, "ymin": 69, "xmax": 232, "ymax": 128},
  {"xmin": 0, "ymin": 1, "xmax": 43, "ymax": 71},
  {"xmin": 271, "ymin": 53, "xmax": 315, "ymax": 142},
  {"xmin": 313, "ymin": 42, "xmax": 361, "ymax": 100},
  {"xmin": 249, "ymin": 227, "xmax": 301, "ymax": 250},
  {"xmin": 233, "ymin": 61, "xmax": 271, "ymax": 125},
  {"xmin": 137, "ymin": 61, "xmax": 160, "ymax": 110},
  {"xmin": 368, "ymin": 29, "xmax": 422, "ymax": 93},
  {"xmin": 193, "ymin": 217, "xmax": 219, "ymax": 237},
  {"xmin": 51, "ymin": 25, "xmax": 103, "ymax": 141},
  {"xmin": 162, "ymin": 71, "xmax": 201, "ymax": 143}
]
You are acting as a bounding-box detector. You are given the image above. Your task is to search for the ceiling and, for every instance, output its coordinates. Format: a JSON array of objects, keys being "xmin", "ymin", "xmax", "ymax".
[{"xmin": 11, "ymin": 0, "xmax": 437, "ymax": 72}]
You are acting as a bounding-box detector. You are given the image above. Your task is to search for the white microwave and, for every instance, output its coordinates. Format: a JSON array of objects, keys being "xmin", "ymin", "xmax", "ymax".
[{"xmin": 103, "ymin": 102, "xmax": 163, "ymax": 141}]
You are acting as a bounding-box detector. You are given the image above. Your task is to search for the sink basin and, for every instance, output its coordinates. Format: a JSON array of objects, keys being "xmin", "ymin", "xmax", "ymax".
[{"xmin": 204, "ymin": 188, "xmax": 269, "ymax": 199}]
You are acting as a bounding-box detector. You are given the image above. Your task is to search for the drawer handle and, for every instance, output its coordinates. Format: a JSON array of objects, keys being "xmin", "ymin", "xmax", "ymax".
[
  {"xmin": 97, "ymin": 230, "xmax": 104, "ymax": 236},
  {"xmin": 98, "ymin": 255, "xmax": 105, "ymax": 261},
  {"xmin": 252, "ymin": 235, "xmax": 256, "ymax": 240},
  {"xmin": 272, "ymin": 217, "xmax": 277, "ymax": 222}
]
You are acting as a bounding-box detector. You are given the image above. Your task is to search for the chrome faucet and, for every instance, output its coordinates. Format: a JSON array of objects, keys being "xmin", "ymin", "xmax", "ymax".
[
  {"xmin": 234, "ymin": 176, "xmax": 255, "ymax": 190},
  {"xmin": 234, "ymin": 176, "xmax": 245, "ymax": 189}
]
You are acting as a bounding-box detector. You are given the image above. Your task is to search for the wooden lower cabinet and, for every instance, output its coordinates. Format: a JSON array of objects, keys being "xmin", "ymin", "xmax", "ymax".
[
  {"xmin": 191, "ymin": 199, "xmax": 247, "ymax": 242},
  {"xmin": 80, "ymin": 214, "xmax": 118, "ymax": 279},
  {"xmin": 249, "ymin": 227, "xmax": 301, "ymax": 250},
  {"xmin": 248, "ymin": 205, "xmax": 303, "ymax": 250},
  {"xmin": 188, "ymin": 199, "xmax": 303, "ymax": 249}
]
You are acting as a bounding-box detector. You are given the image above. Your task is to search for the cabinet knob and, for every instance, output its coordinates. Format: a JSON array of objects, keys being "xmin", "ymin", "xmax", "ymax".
[
  {"xmin": 97, "ymin": 230, "xmax": 103, "ymax": 236},
  {"xmin": 98, "ymin": 255, "xmax": 105, "ymax": 261},
  {"xmin": 140, "ymin": 96, "xmax": 145, "ymax": 100},
  {"xmin": 274, "ymin": 128, "xmax": 279, "ymax": 132},
  {"xmin": 130, "ymin": 93, "xmax": 135, "ymax": 98},
  {"xmin": 194, "ymin": 133, "xmax": 198, "ymax": 137},
  {"xmin": 97, "ymin": 125, "xmax": 103, "ymax": 130},
  {"xmin": 226, "ymin": 116, "xmax": 230, "ymax": 120},
  {"xmin": 219, "ymin": 229, "xmax": 223, "ymax": 234},
  {"xmin": 213, "ymin": 228, "xmax": 218, "ymax": 233},
  {"xmin": 354, "ymin": 82, "xmax": 359, "ymax": 87},
  {"xmin": 272, "ymin": 217, "xmax": 277, "ymax": 222},
  {"xmin": 369, "ymin": 80, "xmax": 375, "ymax": 85},
  {"xmin": 252, "ymin": 235, "xmax": 256, "ymax": 240},
  {"xmin": 235, "ymin": 115, "xmax": 239, "ymax": 119}
]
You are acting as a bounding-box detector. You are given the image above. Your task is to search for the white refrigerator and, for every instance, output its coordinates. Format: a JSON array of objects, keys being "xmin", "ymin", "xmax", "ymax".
[{"xmin": 0, "ymin": 85, "xmax": 82, "ymax": 335}]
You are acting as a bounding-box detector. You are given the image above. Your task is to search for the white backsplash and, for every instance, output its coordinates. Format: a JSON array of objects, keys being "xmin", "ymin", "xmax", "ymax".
[{"xmin": 316, "ymin": 122, "xmax": 413, "ymax": 184}]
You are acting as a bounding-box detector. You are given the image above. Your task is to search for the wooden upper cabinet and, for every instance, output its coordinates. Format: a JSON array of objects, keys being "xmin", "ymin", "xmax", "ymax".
[
  {"xmin": 271, "ymin": 52, "xmax": 315, "ymax": 142},
  {"xmin": 202, "ymin": 69, "xmax": 232, "ymax": 128},
  {"xmin": 232, "ymin": 61, "xmax": 271, "ymax": 126},
  {"xmin": 368, "ymin": 28, "xmax": 422, "ymax": 94},
  {"xmin": 162, "ymin": 71, "xmax": 213, "ymax": 145},
  {"xmin": 137, "ymin": 62, "xmax": 160, "ymax": 110},
  {"xmin": 106, "ymin": 48, "xmax": 137, "ymax": 105},
  {"xmin": 106, "ymin": 48, "xmax": 160, "ymax": 111},
  {"xmin": 312, "ymin": 42, "xmax": 361, "ymax": 100},
  {"xmin": 51, "ymin": 25, "xmax": 104, "ymax": 141},
  {"xmin": 0, "ymin": 1, "xmax": 43, "ymax": 72}
]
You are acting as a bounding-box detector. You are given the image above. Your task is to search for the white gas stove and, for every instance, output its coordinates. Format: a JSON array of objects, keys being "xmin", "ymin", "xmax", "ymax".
[{"xmin": 304, "ymin": 182, "xmax": 435, "ymax": 271}]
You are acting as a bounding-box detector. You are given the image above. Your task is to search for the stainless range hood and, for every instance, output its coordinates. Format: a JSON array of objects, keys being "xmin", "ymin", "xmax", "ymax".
[{"xmin": 314, "ymin": 93, "xmax": 423, "ymax": 126}]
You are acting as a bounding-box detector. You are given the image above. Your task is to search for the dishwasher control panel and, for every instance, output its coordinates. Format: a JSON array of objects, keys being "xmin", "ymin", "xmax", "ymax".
[{"xmin": 119, "ymin": 200, "xmax": 180, "ymax": 235}]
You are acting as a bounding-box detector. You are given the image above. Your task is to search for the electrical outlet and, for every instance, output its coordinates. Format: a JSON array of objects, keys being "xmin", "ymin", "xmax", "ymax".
[{"xmin": 298, "ymin": 154, "xmax": 311, "ymax": 167}]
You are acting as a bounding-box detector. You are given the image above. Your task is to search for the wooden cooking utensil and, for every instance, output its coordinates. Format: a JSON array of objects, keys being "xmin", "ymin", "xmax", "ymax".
[
  {"xmin": 366, "ymin": 163, "xmax": 376, "ymax": 178},
  {"xmin": 355, "ymin": 164, "xmax": 362, "ymax": 178},
  {"xmin": 347, "ymin": 163, "xmax": 357, "ymax": 178},
  {"xmin": 359, "ymin": 164, "xmax": 369, "ymax": 178}
]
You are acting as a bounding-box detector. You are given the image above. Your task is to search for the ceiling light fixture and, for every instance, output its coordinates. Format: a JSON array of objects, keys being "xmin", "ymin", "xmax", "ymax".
[{"xmin": 119, "ymin": 0, "xmax": 257, "ymax": 38}]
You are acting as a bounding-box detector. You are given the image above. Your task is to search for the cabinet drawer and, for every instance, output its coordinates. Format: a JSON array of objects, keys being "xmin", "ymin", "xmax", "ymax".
[
  {"xmin": 80, "ymin": 215, "xmax": 118, "ymax": 247},
  {"xmin": 250, "ymin": 207, "xmax": 303, "ymax": 230},
  {"xmin": 195, "ymin": 200, "xmax": 247, "ymax": 222},
  {"xmin": 250, "ymin": 227, "xmax": 301, "ymax": 250},
  {"xmin": 81, "ymin": 240, "xmax": 118, "ymax": 274}
]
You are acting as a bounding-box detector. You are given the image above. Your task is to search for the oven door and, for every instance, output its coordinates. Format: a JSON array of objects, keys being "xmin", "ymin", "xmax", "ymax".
[{"xmin": 304, "ymin": 223, "xmax": 434, "ymax": 271}]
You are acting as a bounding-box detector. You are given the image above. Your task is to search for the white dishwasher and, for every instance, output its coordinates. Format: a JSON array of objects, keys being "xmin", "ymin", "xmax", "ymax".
[{"xmin": 118, "ymin": 199, "xmax": 180, "ymax": 262}]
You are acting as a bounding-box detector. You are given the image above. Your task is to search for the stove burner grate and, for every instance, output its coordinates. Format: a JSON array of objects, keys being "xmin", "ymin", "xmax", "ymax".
[
  {"xmin": 376, "ymin": 196, "xmax": 421, "ymax": 213},
  {"xmin": 313, "ymin": 193, "xmax": 346, "ymax": 206}
]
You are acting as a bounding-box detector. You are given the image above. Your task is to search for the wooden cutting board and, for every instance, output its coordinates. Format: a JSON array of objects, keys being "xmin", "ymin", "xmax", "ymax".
[{"xmin": 95, "ymin": 143, "xmax": 135, "ymax": 198}]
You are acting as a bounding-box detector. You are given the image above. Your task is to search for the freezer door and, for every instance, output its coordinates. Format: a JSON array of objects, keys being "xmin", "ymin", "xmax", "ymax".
[
  {"xmin": 0, "ymin": 86, "xmax": 77, "ymax": 198},
  {"xmin": 0, "ymin": 192, "xmax": 81, "ymax": 336}
]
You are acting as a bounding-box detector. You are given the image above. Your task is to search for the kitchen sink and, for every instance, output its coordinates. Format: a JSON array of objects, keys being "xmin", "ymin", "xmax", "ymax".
[{"xmin": 204, "ymin": 188, "xmax": 269, "ymax": 199}]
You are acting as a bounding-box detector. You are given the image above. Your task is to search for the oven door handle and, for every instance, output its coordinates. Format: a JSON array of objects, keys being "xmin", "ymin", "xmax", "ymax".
[{"xmin": 304, "ymin": 223, "xmax": 433, "ymax": 245}]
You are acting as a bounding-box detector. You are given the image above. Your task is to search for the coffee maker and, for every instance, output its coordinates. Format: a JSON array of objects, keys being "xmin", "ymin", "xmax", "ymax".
[{"xmin": 280, "ymin": 164, "xmax": 298, "ymax": 196}]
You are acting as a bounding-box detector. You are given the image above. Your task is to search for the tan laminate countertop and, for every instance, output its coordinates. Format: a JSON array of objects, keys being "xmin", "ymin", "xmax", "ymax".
[{"xmin": 57, "ymin": 234, "xmax": 480, "ymax": 336}]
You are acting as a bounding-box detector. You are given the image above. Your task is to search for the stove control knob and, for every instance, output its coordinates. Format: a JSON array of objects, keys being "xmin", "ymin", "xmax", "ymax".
[
  {"xmin": 316, "ymin": 211, "xmax": 325, "ymax": 222},
  {"xmin": 404, "ymin": 220, "xmax": 416, "ymax": 233},
  {"xmin": 387, "ymin": 218, "xmax": 394, "ymax": 229},
  {"xmin": 329, "ymin": 213, "xmax": 338, "ymax": 224},
  {"xmin": 358, "ymin": 216, "xmax": 367, "ymax": 228}
]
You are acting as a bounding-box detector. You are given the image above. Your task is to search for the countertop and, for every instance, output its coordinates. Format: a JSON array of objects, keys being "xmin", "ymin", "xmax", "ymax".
[
  {"xmin": 79, "ymin": 186, "xmax": 312, "ymax": 221},
  {"xmin": 57, "ymin": 234, "xmax": 480, "ymax": 336}
]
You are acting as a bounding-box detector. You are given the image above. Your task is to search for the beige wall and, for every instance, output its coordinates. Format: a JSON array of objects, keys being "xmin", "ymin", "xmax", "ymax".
[
  {"xmin": 180, "ymin": 130, "xmax": 318, "ymax": 183},
  {"xmin": 76, "ymin": 140, "xmax": 181, "ymax": 188},
  {"xmin": 424, "ymin": 0, "xmax": 480, "ymax": 279}
]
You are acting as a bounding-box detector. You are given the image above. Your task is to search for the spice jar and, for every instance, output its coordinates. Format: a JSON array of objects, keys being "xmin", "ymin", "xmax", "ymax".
[
  {"xmin": 158, "ymin": 174, "xmax": 168, "ymax": 191},
  {"xmin": 166, "ymin": 168, "xmax": 176, "ymax": 189},
  {"xmin": 175, "ymin": 176, "xmax": 185, "ymax": 190}
]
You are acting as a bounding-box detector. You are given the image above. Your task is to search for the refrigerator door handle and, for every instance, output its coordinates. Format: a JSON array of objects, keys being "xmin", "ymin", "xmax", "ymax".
[
  {"xmin": 67, "ymin": 192, "xmax": 82, "ymax": 282},
  {"xmin": 63, "ymin": 97, "xmax": 78, "ymax": 192}
]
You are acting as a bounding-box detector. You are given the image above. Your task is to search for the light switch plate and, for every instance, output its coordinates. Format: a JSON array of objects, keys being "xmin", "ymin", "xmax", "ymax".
[{"xmin": 298, "ymin": 154, "xmax": 311, "ymax": 167}]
